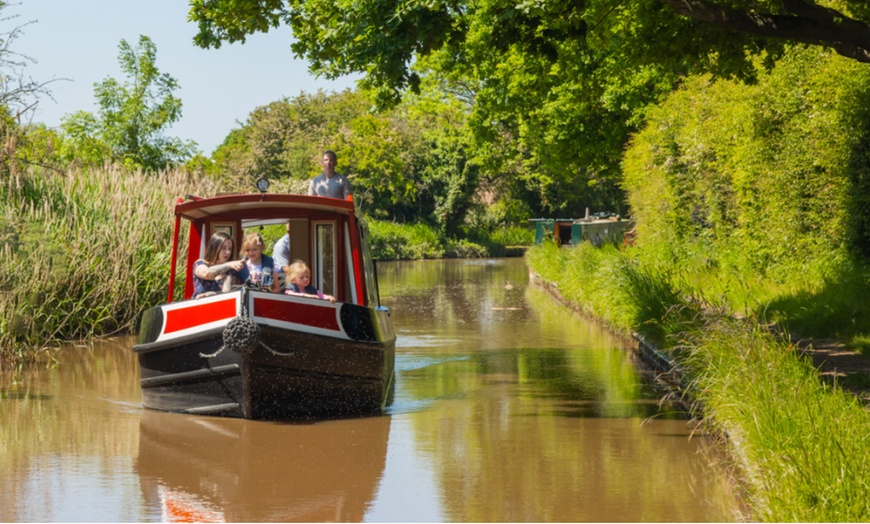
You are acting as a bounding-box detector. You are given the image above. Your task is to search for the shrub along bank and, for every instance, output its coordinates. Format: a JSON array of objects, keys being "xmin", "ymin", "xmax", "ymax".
[
  {"xmin": 0, "ymin": 165, "xmax": 217, "ymax": 367},
  {"xmin": 524, "ymin": 46, "xmax": 870, "ymax": 521}
]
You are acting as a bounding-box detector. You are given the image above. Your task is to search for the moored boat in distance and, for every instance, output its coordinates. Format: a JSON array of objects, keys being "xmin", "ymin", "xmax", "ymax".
[{"xmin": 133, "ymin": 182, "xmax": 396, "ymax": 419}]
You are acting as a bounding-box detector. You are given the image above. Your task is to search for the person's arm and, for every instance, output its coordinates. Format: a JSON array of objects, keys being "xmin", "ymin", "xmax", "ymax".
[
  {"xmin": 314, "ymin": 288, "xmax": 336, "ymax": 303},
  {"xmin": 308, "ymin": 177, "xmax": 316, "ymax": 196},
  {"xmin": 222, "ymin": 272, "xmax": 235, "ymax": 293},
  {"xmin": 194, "ymin": 260, "xmax": 242, "ymax": 280}
]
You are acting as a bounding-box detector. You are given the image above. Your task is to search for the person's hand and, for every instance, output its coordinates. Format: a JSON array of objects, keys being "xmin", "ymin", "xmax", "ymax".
[
  {"xmin": 228, "ymin": 260, "xmax": 244, "ymax": 271},
  {"xmin": 324, "ymin": 294, "xmax": 336, "ymax": 303}
]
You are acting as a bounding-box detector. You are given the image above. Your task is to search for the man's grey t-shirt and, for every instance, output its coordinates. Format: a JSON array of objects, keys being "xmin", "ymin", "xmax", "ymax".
[
  {"xmin": 272, "ymin": 234, "xmax": 291, "ymax": 273},
  {"xmin": 308, "ymin": 173, "xmax": 352, "ymax": 199}
]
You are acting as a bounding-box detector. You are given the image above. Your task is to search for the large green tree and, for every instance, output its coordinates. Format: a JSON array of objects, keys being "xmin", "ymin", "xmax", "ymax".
[
  {"xmin": 212, "ymin": 87, "xmax": 483, "ymax": 232},
  {"xmin": 61, "ymin": 35, "xmax": 195, "ymax": 170},
  {"xmin": 211, "ymin": 89, "xmax": 371, "ymax": 185},
  {"xmin": 188, "ymin": 0, "xmax": 691, "ymax": 215},
  {"xmin": 189, "ymin": 0, "xmax": 870, "ymax": 99},
  {"xmin": 188, "ymin": 0, "xmax": 870, "ymax": 216}
]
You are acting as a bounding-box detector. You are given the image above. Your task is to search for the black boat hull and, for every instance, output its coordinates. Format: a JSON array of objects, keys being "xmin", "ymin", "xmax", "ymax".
[{"xmin": 134, "ymin": 289, "xmax": 396, "ymax": 419}]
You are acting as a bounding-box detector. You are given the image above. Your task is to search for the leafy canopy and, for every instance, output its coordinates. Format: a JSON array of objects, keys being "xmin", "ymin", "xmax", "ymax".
[
  {"xmin": 185, "ymin": 0, "xmax": 776, "ymax": 216},
  {"xmin": 61, "ymin": 35, "xmax": 195, "ymax": 170},
  {"xmin": 189, "ymin": 0, "xmax": 870, "ymax": 107}
]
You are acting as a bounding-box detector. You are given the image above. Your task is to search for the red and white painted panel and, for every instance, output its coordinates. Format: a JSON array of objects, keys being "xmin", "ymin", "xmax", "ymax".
[
  {"xmin": 248, "ymin": 292, "xmax": 349, "ymax": 340},
  {"xmin": 157, "ymin": 293, "xmax": 241, "ymax": 342}
]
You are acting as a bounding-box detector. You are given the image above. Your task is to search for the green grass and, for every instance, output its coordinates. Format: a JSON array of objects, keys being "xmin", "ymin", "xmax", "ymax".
[
  {"xmin": 681, "ymin": 316, "xmax": 870, "ymax": 522},
  {"xmin": 488, "ymin": 225, "xmax": 534, "ymax": 247},
  {"xmin": 368, "ymin": 220, "xmax": 446, "ymax": 260},
  {"xmin": 367, "ymin": 219, "xmax": 528, "ymax": 260}
]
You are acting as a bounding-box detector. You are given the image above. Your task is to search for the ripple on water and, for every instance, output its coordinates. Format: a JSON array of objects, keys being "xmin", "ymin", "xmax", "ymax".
[
  {"xmin": 0, "ymin": 390, "xmax": 52, "ymax": 400},
  {"xmin": 394, "ymin": 353, "xmax": 470, "ymax": 372},
  {"xmin": 396, "ymin": 332, "xmax": 464, "ymax": 348}
]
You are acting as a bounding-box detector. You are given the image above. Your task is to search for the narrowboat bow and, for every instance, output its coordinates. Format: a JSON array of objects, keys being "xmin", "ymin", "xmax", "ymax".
[{"xmin": 133, "ymin": 187, "xmax": 396, "ymax": 419}]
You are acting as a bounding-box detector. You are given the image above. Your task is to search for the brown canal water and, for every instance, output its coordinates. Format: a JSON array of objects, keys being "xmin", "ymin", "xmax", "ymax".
[{"xmin": 0, "ymin": 258, "xmax": 746, "ymax": 522}]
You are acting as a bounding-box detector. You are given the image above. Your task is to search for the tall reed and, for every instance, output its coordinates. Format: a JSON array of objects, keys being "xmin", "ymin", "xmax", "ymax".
[{"xmin": 0, "ymin": 164, "xmax": 216, "ymax": 367}]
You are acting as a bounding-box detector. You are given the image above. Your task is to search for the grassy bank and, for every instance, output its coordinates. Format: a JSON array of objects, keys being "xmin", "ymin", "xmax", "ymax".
[
  {"xmin": 526, "ymin": 241, "xmax": 870, "ymax": 521},
  {"xmin": 0, "ymin": 165, "xmax": 215, "ymax": 368}
]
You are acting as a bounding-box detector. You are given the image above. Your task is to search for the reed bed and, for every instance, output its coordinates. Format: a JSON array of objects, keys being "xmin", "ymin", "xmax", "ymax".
[
  {"xmin": 0, "ymin": 164, "xmax": 217, "ymax": 367},
  {"xmin": 525, "ymin": 241, "xmax": 870, "ymax": 521}
]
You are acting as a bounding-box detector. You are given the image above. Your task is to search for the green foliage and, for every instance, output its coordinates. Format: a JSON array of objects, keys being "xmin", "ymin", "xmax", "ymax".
[
  {"xmin": 337, "ymin": 113, "xmax": 419, "ymax": 213},
  {"xmin": 680, "ymin": 316, "xmax": 870, "ymax": 522},
  {"xmin": 525, "ymin": 241, "xmax": 693, "ymax": 346},
  {"xmin": 764, "ymin": 266, "xmax": 870, "ymax": 339},
  {"xmin": 190, "ymin": 0, "xmax": 699, "ymax": 216},
  {"xmin": 367, "ymin": 219, "xmax": 497, "ymax": 260},
  {"xmin": 624, "ymin": 47, "xmax": 870, "ymax": 289},
  {"xmin": 488, "ymin": 225, "xmax": 534, "ymax": 247},
  {"xmin": 60, "ymin": 35, "xmax": 196, "ymax": 171},
  {"xmin": 210, "ymin": 89, "xmax": 371, "ymax": 190},
  {"xmin": 368, "ymin": 220, "xmax": 445, "ymax": 260},
  {"xmin": 212, "ymin": 86, "xmax": 491, "ymax": 233}
]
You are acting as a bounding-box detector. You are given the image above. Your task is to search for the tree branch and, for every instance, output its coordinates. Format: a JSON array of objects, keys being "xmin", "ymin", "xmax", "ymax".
[{"xmin": 661, "ymin": 0, "xmax": 870, "ymax": 63}]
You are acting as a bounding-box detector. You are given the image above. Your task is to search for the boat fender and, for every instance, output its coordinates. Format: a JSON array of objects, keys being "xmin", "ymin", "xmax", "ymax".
[{"xmin": 223, "ymin": 316, "xmax": 260, "ymax": 355}]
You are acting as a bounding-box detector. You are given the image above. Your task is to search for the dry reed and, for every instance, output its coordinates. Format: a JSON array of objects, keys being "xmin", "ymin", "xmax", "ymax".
[{"xmin": 0, "ymin": 163, "xmax": 217, "ymax": 367}]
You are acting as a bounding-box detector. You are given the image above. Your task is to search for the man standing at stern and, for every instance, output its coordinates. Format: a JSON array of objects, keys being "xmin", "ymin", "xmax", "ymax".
[{"xmin": 308, "ymin": 150, "xmax": 352, "ymax": 200}]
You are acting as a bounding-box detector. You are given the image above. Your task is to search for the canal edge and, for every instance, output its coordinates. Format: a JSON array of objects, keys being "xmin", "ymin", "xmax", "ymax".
[{"xmin": 527, "ymin": 269, "xmax": 688, "ymax": 400}]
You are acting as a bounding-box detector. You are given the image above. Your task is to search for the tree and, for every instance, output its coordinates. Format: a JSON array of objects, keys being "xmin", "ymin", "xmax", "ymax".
[
  {"xmin": 188, "ymin": 0, "xmax": 870, "ymax": 104},
  {"xmin": 188, "ymin": 0, "xmax": 870, "ymax": 217},
  {"xmin": 210, "ymin": 89, "xmax": 371, "ymax": 187},
  {"xmin": 0, "ymin": 4, "xmax": 60, "ymax": 123},
  {"xmin": 189, "ymin": 0, "xmax": 695, "ymax": 214},
  {"xmin": 61, "ymin": 35, "xmax": 195, "ymax": 170}
]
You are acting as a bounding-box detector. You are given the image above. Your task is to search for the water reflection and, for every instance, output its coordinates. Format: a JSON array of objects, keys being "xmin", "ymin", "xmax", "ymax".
[
  {"xmin": 370, "ymin": 258, "xmax": 744, "ymax": 522},
  {"xmin": 0, "ymin": 258, "xmax": 746, "ymax": 522},
  {"xmin": 0, "ymin": 338, "xmax": 143, "ymax": 522},
  {"xmin": 136, "ymin": 411, "xmax": 390, "ymax": 522},
  {"xmin": 383, "ymin": 258, "xmax": 677, "ymax": 420}
]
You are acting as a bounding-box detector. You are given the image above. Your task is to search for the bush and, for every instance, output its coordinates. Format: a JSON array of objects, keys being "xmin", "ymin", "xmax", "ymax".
[
  {"xmin": 623, "ymin": 47, "xmax": 870, "ymax": 312},
  {"xmin": 368, "ymin": 220, "xmax": 445, "ymax": 260}
]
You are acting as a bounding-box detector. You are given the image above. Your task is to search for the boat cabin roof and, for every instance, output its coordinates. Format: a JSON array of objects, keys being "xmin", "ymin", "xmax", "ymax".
[{"xmin": 176, "ymin": 193, "xmax": 356, "ymax": 222}]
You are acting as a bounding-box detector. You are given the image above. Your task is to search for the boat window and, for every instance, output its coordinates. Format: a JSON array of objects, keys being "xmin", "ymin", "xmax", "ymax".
[
  {"xmin": 344, "ymin": 223, "xmax": 358, "ymax": 304},
  {"xmin": 314, "ymin": 222, "xmax": 336, "ymax": 296},
  {"xmin": 359, "ymin": 221, "xmax": 380, "ymax": 307}
]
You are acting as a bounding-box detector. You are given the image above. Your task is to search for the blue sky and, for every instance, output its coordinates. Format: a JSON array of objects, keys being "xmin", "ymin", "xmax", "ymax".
[{"xmin": 12, "ymin": 1, "xmax": 359, "ymax": 154}]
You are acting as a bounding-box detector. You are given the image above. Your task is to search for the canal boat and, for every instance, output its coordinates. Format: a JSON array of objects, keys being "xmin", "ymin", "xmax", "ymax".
[{"xmin": 133, "ymin": 181, "xmax": 396, "ymax": 419}]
